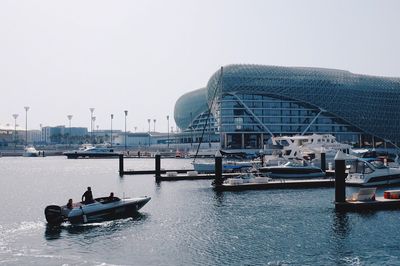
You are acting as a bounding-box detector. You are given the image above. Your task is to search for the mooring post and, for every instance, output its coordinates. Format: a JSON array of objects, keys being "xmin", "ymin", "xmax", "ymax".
[
  {"xmin": 334, "ymin": 151, "xmax": 346, "ymax": 203},
  {"xmin": 214, "ymin": 151, "xmax": 223, "ymax": 186},
  {"xmin": 155, "ymin": 153, "xmax": 161, "ymax": 182},
  {"xmin": 320, "ymin": 152, "xmax": 326, "ymax": 173},
  {"xmin": 261, "ymin": 154, "xmax": 265, "ymax": 167},
  {"xmin": 119, "ymin": 154, "xmax": 124, "ymax": 177}
]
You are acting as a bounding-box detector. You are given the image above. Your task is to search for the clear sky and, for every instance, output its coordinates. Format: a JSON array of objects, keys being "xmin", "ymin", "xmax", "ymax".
[{"xmin": 1, "ymin": 0, "xmax": 399, "ymax": 132}]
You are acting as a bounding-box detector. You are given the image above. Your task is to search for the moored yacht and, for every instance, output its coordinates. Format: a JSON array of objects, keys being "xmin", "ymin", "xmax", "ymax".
[
  {"xmin": 346, "ymin": 158, "xmax": 400, "ymax": 186},
  {"xmin": 258, "ymin": 160, "xmax": 325, "ymax": 179},
  {"xmin": 63, "ymin": 145, "xmax": 120, "ymax": 159},
  {"xmin": 23, "ymin": 145, "xmax": 40, "ymax": 157}
]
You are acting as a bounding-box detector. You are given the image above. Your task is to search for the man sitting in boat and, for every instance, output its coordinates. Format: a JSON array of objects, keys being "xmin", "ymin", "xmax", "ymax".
[{"xmin": 82, "ymin": 187, "xmax": 94, "ymax": 204}]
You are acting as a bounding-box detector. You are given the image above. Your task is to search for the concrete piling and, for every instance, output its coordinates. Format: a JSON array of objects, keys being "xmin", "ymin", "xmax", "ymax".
[
  {"xmin": 214, "ymin": 151, "xmax": 223, "ymax": 186},
  {"xmin": 334, "ymin": 151, "xmax": 346, "ymax": 203},
  {"xmin": 320, "ymin": 152, "xmax": 326, "ymax": 173},
  {"xmin": 119, "ymin": 154, "xmax": 124, "ymax": 177},
  {"xmin": 155, "ymin": 153, "xmax": 161, "ymax": 182}
]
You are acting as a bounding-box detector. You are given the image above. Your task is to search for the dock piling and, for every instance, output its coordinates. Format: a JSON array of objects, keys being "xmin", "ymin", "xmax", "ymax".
[
  {"xmin": 119, "ymin": 154, "xmax": 124, "ymax": 177},
  {"xmin": 334, "ymin": 152, "xmax": 346, "ymax": 203},
  {"xmin": 214, "ymin": 151, "xmax": 223, "ymax": 186},
  {"xmin": 321, "ymin": 152, "xmax": 326, "ymax": 173},
  {"xmin": 155, "ymin": 153, "xmax": 161, "ymax": 182}
]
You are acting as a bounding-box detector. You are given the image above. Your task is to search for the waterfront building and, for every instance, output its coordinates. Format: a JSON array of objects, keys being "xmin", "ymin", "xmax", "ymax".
[{"xmin": 174, "ymin": 64, "xmax": 400, "ymax": 150}]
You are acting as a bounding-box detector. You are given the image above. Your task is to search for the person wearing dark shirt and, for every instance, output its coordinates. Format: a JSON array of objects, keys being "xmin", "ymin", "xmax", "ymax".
[
  {"xmin": 82, "ymin": 187, "xmax": 94, "ymax": 204},
  {"xmin": 66, "ymin": 198, "xmax": 73, "ymax": 209}
]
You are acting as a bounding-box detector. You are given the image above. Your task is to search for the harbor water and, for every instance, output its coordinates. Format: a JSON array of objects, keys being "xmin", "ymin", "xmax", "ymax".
[{"xmin": 1, "ymin": 156, "xmax": 400, "ymax": 265}]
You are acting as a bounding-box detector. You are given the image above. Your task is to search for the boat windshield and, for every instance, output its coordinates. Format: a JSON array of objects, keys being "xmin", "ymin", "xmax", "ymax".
[
  {"xmin": 284, "ymin": 161, "xmax": 307, "ymax": 167},
  {"xmin": 369, "ymin": 160, "xmax": 387, "ymax": 169}
]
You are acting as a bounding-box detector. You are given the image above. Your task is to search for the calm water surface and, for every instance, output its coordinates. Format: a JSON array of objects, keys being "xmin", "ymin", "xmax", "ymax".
[{"xmin": 1, "ymin": 156, "xmax": 400, "ymax": 265}]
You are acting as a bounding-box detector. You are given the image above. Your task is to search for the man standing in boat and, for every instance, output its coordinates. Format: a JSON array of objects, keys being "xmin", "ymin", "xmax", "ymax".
[{"xmin": 82, "ymin": 187, "xmax": 94, "ymax": 204}]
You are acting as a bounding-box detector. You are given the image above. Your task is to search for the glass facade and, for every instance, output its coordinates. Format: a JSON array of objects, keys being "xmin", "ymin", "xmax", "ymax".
[{"xmin": 174, "ymin": 64, "xmax": 400, "ymax": 149}]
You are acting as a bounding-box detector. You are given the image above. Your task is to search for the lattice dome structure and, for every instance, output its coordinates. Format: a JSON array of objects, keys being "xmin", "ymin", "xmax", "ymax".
[{"xmin": 206, "ymin": 64, "xmax": 400, "ymax": 144}]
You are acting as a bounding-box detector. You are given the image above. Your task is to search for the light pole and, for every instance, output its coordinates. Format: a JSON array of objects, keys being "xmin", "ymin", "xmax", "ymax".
[
  {"xmin": 12, "ymin": 114, "xmax": 18, "ymax": 151},
  {"xmin": 134, "ymin": 126, "xmax": 137, "ymax": 133},
  {"xmin": 124, "ymin": 110, "xmax": 128, "ymax": 151},
  {"xmin": 110, "ymin": 114, "xmax": 114, "ymax": 147},
  {"xmin": 24, "ymin": 106, "xmax": 29, "ymax": 146},
  {"xmin": 67, "ymin": 115, "xmax": 73, "ymax": 147},
  {"xmin": 147, "ymin": 119, "xmax": 151, "ymax": 147},
  {"xmin": 167, "ymin": 115, "xmax": 170, "ymax": 148},
  {"xmin": 190, "ymin": 112, "xmax": 193, "ymax": 148},
  {"xmin": 153, "ymin": 119, "xmax": 156, "ymax": 132},
  {"xmin": 89, "ymin": 108, "xmax": 95, "ymax": 143},
  {"xmin": 92, "ymin": 116, "xmax": 96, "ymax": 144},
  {"xmin": 39, "ymin": 123, "xmax": 42, "ymax": 144}
]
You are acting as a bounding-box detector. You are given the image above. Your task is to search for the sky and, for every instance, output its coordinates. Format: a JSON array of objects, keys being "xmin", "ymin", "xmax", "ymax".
[{"xmin": 1, "ymin": 0, "xmax": 399, "ymax": 133}]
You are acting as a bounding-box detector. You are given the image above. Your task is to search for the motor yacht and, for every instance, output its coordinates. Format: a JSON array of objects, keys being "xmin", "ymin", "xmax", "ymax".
[
  {"xmin": 63, "ymin": 145, "xmax": 120, "ymax": 159},
  {"xmin": 45, "ymin": 195, "xmax": 151, "ymax": 225},
  {"xmin": 258, "ymin": 160, "xmax": 325, "ymax": 179},
  {"xmin": 346, "ymin": 158, "xmax": 400, "ymax": 186}
]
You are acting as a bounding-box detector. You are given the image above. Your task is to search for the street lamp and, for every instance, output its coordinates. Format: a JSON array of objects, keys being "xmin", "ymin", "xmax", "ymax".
[
  {"xmin": 147, "ymin": 119, "xmax": 151, "ymax": 147},
  {"xmin": 92, "ymin": 116, "xmax": 96, "ymax": 143},
  {"xmin": 24, "ymin": 106, "xmax": 29, "ymax": 146},
  {"xmin": 134, "ymin": 126, "xmax": 137, "ymax": 133},
  {"xmin": 67, "ymin": 115, "xmax": 73, "ymax": 147},
  {"xmin": 153, "ymin": 119, "xmax": 156, "ymax": 132},
  {"xmin": 167, "ymin": 115, "xmax": 170, "ymax": 148},
  {"xmin": 39, "ymin": 123, "xmax": 42, "ymax": 144},
  {"xmin": 89, "ymin": 108, "xmax": 95, "ymax": 143},
  {"xmin": 110, "ymin": 114, "xmax": 114, "ymax": 147},
  {"xmin": 124, "ymin": 110, "xmax": 128, "ymax": 151},
  {"xmin": 12, "ymin": 114, "xmax": 18, "ymax": 151}
]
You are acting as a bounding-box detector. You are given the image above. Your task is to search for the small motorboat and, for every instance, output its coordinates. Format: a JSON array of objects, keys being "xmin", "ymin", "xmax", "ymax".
[
  {"xmin": 346, "ymin": 158, "xmax": 400, "ymax": 187},
  {"xmin": 258, "ymin": 160, "xmax": 325, "ymax": 179},
  {"xmin": 23, "ymin": 145, "xmax": 40, "ymax": 157},
  {"xmin": 45, "ymin": 195, "xmax": 151, "ymax": 225}
]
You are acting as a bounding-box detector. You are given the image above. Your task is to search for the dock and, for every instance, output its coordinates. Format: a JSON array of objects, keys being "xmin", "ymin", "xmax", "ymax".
[{"xmin": 335, "ymin": 197, "xmax": 400, "ymax": 211}]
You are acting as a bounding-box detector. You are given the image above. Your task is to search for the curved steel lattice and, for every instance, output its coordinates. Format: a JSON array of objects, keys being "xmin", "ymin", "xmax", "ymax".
[{"xmin": 206, "ymin": 64, "xmax": 400, "ymax": 143}]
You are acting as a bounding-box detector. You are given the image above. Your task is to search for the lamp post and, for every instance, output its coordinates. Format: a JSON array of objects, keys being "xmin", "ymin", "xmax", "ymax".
[
  {"xmin": 110, "ymin": 114, "xmax": 114, "ymax": 147},
  {"xmin": 92, "ymin": 116, "xmax": 96, "ymax": 144},
  {"xmin": 147, "ymin": 119, "xmax": 151, "ymax": 147},
  {"xmin": 89, "ymin": 108, "xmax": 95, "ymax": 143},
  {"xmin": 67, "ymin": 115, "xmax": 73, "ymax": 147},
  {"xmin": 24, "ymin": 106, "xmax": 29, "ymax": 146},
  {"xmin": 167, "ymin": 115, "xmax": 170, "ymax": 148},
  {"xmin": 153, "ymin": 119, "xmax": 156, "ymax": 132},
  {"xmin": 39, "ymin": 123, "xmax": 42, "ymax": 144},
  {"xmin": 12, "ymin": 114, "xmax": 18, "ymax": 151},
  {"xmin": 124, "ymin": 110, "xmax": 128, "ymax": 151},
  {"xmin": 190, "ymin": 112, "xmax": 193, "ymax": 148}
]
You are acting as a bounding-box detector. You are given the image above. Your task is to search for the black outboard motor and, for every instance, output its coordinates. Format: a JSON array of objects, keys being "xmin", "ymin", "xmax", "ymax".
[{"xmin": 44, "ymin": 205, "xmax": 65, "ymax": 225}]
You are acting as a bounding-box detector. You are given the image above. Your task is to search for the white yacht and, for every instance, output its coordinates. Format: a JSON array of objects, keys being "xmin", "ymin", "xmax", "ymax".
[
  {"xmin": 63, "ymin": 145, "xmax": 120, "ymax": 159},
  {"xmin": 346, "ymin": 158, "xmax": 400, "ymax": 186},
  {"xmin": 268, "ymin": 134, "xmax": 352, "ymax": 168},
  {"xmin": 23, "ymin": 145, "xmax": 40, "ymax": 157}
]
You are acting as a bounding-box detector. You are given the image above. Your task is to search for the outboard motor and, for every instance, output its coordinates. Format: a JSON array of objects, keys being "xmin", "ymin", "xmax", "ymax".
[{"xmin": 44, "ymin": 205, "xmax": 65, "ymax": 225}]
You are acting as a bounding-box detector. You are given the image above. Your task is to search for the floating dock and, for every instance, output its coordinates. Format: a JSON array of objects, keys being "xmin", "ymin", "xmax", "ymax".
[{"xmin": 335, "ymin": 197, "xmax": 400, "ymax": 211}]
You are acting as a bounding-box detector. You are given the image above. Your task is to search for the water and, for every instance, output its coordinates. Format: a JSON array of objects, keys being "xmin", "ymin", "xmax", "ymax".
[{"xmin": 1, "ymin": 157, "xmax": 400, "ymax": 265}]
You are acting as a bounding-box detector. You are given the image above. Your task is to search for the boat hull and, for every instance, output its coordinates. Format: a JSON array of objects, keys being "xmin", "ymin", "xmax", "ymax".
[
  {"xmin": 45, "ymin": 196, "xmax": 151, "ymax": 225},
  {"xmin": 346, "ymin": 174, "xmax": 400, "ymax": 187},
  {"xmin": 64, "ymin": 152, "xmax": 120, "ymax": 159},
  {"xmin": 259, "ymin": 166, "xmax": 325, "ymax": 179}
]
